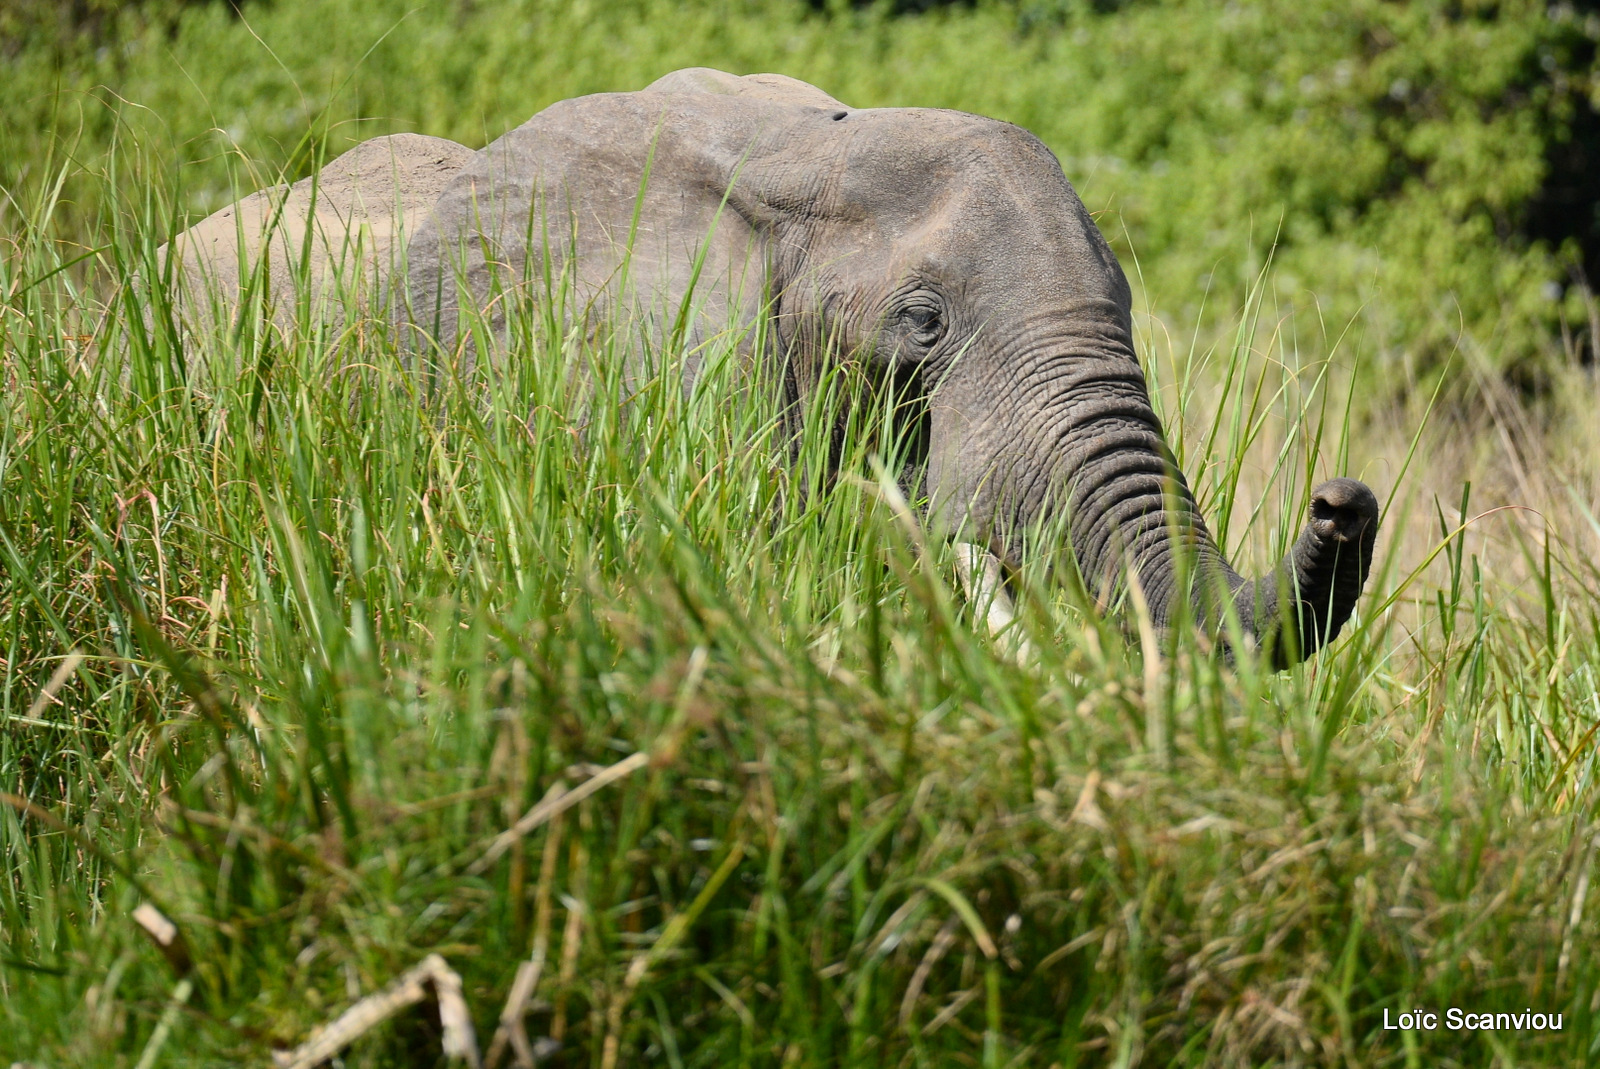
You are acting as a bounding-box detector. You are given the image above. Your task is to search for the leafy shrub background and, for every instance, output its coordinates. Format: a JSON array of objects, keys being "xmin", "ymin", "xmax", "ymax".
[{"xmin": 6, "ymin": 0, "xmax": 1600, "ymax": 387}]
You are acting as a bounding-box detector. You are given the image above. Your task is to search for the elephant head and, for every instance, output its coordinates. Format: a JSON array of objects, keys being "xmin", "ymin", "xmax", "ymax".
[{"xmin": 400, "ymin": 68, "xmax": 1378, "ymax": 665}]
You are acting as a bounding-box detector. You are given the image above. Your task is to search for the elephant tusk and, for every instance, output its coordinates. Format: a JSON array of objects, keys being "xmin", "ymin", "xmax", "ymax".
[{"xmin": 953, "ymin": 543, "xmax": 1033, "ymax": 665}]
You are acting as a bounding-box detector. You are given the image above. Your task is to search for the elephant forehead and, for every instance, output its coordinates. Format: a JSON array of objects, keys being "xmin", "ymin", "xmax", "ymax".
[
  {"xmin": 805, "ymin": 113, "xmax": 1122, "ymax": 279},
  {"xmin": 827, "ymin": 110, "xmax": 1066, "ymax": 199}
]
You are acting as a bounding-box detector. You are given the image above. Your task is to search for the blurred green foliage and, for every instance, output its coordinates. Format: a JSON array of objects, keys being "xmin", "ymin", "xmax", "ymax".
[{"xmin": 4, "ymin": 0, "xmax": 1600, "ymax": 386}]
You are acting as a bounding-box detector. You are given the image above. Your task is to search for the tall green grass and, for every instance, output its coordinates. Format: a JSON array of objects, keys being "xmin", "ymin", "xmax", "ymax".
[{"xmin": 3, "ymin": 138, "xmax": 1599, "ymax": 1068}]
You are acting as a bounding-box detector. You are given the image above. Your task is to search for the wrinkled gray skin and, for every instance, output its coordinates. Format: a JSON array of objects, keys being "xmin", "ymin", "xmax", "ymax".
[{"xmin": 178, "ymin": 68, "xmax": 1380, "ymax": 665}]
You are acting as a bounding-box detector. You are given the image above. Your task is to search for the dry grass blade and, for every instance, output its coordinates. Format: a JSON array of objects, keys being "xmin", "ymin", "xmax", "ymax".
[
  {"xmin": 272, "ymin": 954, "xmax": 480, "ymax": 1069},
  {"xmin": 924, "ymin": 986, "xmax": 981, "ymax": 1035},
  {"xmin": 900, "ymin": 914, "xmax": 961, "ymax": 1030},
  {"xmin": 5, "ymin": 649, "xmax": 85, "ymax": 728},
  {"xmin": 470, "ymin": 753, "xmax": 649, "ymax": 875},
  {"xmin": 131, "ymin": 903, "xmax": 192, "ymax": 978},
  {"xmin": 1558, "ymin": 834, "xmax": 1596, "ymax": 985},
  {"xmin": 488, "ymin": 961, "xmax": 540, "ymax": 1068},
  {"xmin": 485, "ymin": 807, "xmax": 567, "ymax": 1069}
]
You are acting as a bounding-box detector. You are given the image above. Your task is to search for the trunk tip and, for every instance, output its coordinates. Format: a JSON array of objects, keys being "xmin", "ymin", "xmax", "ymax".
[{"xmin": 1309, "ymin": 478, "xmax": 1379, "ymax": 544}]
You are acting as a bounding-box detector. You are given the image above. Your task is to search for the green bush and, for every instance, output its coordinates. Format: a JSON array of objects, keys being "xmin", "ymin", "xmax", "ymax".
[{"xmin": 1008, "ymin": 0, "xmax": 1600, "ymax": 386}]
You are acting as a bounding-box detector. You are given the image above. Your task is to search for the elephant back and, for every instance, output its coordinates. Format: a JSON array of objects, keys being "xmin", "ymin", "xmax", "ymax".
[
  {"xmin": 644, "ymin": 67, "xmax": 851, "ymax": 111},
  {"xmin": 162, "ymin": 132, "xmax": 474, "ymax": 333}
]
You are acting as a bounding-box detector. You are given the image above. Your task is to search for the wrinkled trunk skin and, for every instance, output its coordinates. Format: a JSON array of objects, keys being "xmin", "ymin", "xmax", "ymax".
[{"xmin": 929, "ymin": 321, "xmax": 1378, "ymax": 668}]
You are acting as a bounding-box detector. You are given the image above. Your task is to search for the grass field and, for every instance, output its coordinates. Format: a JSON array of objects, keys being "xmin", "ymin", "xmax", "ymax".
[{"xmin": 5, "ymin": 2, "xmax": 1600, "ymax": 1066}]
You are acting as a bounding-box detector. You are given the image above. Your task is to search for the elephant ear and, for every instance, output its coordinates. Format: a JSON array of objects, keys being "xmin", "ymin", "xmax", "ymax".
[{"xmin": 402, "ymin": 70, "xmax": 851, "ymax": 365}]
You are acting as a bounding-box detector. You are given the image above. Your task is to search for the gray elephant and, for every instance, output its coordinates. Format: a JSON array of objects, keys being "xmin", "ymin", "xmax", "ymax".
[{"xmin": 167, "ymin": 67, "xmax": 1379, "ymax": 666}]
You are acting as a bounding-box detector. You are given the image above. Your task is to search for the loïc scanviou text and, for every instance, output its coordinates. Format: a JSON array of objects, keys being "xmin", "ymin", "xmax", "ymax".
[{"xmin": 1383, "ymin": 1008, "xmax": 1563, "ymax": 1032}]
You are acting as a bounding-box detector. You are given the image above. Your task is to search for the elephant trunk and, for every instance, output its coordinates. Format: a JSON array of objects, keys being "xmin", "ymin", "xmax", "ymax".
[
  {"xmin": 936, "ymin": 332, "xmax": 1378, "ymax": 667},
  {"xmin": 1226, "ymin": 478, "xmax": 1380, "ymax": 665},
  {"xmin": 1061, "ymin": 427, "xmax": 1377, "ymax": 664}
]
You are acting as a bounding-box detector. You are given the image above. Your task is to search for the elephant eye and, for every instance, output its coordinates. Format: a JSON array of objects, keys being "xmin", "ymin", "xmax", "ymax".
[{"xmin": 901, "ymin": 301, "xmax": 946, "ymax": 347}]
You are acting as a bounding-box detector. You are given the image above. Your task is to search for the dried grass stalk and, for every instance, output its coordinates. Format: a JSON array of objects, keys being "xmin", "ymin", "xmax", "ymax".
[{"xmin": 272, "ymin": 954, "xmax": 480, "ymax": 1069}]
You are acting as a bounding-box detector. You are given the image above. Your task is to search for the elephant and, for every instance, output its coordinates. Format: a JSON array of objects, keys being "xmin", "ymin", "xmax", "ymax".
[
  {"xmin": 165, "ymin": 67, "xmax": 1379, "ymax": 666},
  {"xmin": 161, "ymin": 132, "xmax": 476, "ymax": 325}
]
